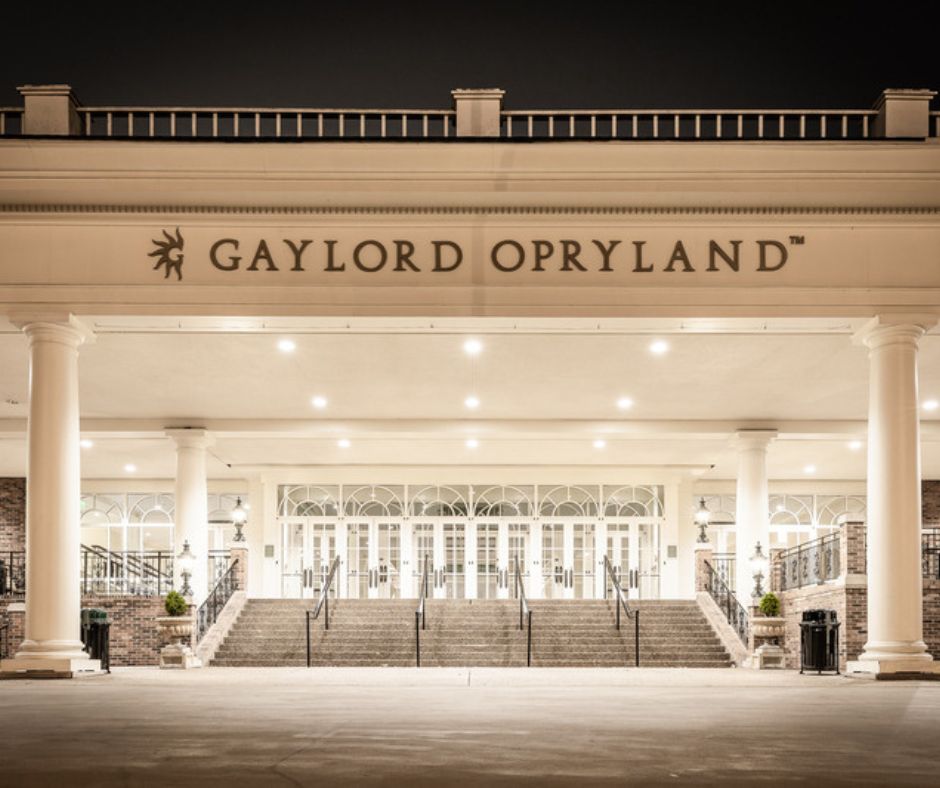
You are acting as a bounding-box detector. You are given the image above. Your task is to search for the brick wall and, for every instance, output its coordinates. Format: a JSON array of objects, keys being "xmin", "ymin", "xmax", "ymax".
[
  {"xmin": 0, "ymin": 478, "xmax": 26, "ymax": 553},
  {"xmin": 2, "ymin": 595, "xmax": 167, "ymax": 666}
]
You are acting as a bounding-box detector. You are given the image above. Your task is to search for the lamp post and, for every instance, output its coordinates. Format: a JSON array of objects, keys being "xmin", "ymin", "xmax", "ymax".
[
  {"xmin": 178, "ymin": 540, "xmax": 195, "ymax": 598},
  {"xmin": 231, "ymin": 496, "xmax": 247, "ymax": 542},
  {"xmin": 750, "ymin": 541, "xmax": 767, "ymax": 601},
  {"xmin": 694, "ymin": 497, "xmax": 711, "ymax": 544}
]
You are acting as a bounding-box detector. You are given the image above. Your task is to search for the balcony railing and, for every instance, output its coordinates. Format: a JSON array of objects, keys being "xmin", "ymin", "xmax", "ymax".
[
  {"xmin": 776, "ymin": 533, "xmax": 841, "ymax": 591},
  {"xmin": 3, "ymin": 97, "xmax": 936, "ymax": 141}
]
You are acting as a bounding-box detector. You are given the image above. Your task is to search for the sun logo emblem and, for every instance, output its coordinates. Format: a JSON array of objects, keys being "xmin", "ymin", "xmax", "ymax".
[{"xmin": 148, "ymin": 228, "xmax": 185, "ymax": 281}]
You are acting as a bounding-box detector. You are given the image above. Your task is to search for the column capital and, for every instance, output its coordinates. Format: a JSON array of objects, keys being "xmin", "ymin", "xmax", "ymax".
[
  {"xmin": 853, "ymin": 314, "xmax": 938, "ymax": 350},
  {"xmin": 9, "ymin": 314, "xmax": 94, "ymax": 348},
  {"xmin": 165, "ymin": 427, "xmax": 214, "ymax": 450},
  {"xmin": 732, "ymin": 429, "xmax": 777, "ymax": 451}
]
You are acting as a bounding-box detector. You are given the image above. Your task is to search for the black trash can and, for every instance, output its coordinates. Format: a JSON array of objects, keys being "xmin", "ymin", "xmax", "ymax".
[
  {"xmin": 80, "ymin": 608, "xmax": 111, "ymax": 673},
  {"xmin": 799, "ymin": 609, "xmax": 840, "ymax": 675}
]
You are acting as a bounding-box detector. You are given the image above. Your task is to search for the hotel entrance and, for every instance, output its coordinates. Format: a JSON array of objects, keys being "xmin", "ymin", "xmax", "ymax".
[
  {"xmin": 280, "ymin": 519, "xmax": 337, "ymax": 599},
  {"xmin": 606, "ymin": 521, "xmax": 661, "ymax": 600}
]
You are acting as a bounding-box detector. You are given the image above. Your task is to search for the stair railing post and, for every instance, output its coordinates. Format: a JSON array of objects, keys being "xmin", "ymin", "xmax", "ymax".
[
  {"xmin": 635, "ymin": 610, "xmax": 640, "ymax": 667},
  {"xmin": 305, "ymin": 610, "xmax": 311, "ymax": 668},
  {"xmin": 526, "ymin": 609, "xmax": 532, "ymax": 667},
  {"xmin": 415, "ymin": 610, "xmax": 421, "ymax": 668},
  {"xmin": 325, "ymin": 592, "xmax": 330, "ymax": 631}
]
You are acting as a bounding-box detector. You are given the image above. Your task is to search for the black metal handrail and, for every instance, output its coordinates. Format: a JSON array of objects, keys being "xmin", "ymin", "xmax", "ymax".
[
  {"xmin": 305, "ymin": 554, "xmax": 341, "ymax": 667},
  {"xmin": 80, "ymin": 544, "xmax": 173, "ymax": 596},
  {"xmin": 703, "ymin": 559, "xmax": 749, "ymax": 644},
  {"xmin": 0, "ymin": 550, "xmax": 25, "ymax": 597},
  {"xmin": 603, "ymin": 555, "xmax": 640, "ymax": 667},
  {"xmin": 415, "ymin": 553, "xmax": 430, "ymax": 667},
  {"xmin": 0, "ymin": 619, "xmax": 10, "ymax": 659},
  {"xmin": 513, "ymin": 555, "xmax": 532, "ymax": 667},
  {"xmin": 195, "ymin": 558, "xmax": 239, "ymax": 644}
]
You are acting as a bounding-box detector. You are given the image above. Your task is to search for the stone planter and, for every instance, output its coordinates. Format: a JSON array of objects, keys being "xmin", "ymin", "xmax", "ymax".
[
  {"xmin": 751, "ymin": 616, "xmax": 786, "ymax": 640},
  {"xmin": 156, "ymin": 615, "xmax": 201, "ymax": 669}
]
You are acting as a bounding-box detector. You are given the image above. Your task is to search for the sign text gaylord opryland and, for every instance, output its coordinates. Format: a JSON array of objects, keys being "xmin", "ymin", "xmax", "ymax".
[{"xmin": 149, "ymin": 229, "xmax": 801, "ymax": 282}]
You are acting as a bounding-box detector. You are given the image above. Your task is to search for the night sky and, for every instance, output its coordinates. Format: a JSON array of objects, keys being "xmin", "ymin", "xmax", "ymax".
[{"xmin": 1, "ymin": 2, "xmax": 938, "ymax": 109}]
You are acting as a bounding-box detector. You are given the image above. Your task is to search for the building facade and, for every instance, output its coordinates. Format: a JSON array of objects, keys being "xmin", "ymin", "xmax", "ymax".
[{"xmin": 0, "ymin": 85, "xmax": 938, "ymax": 675}]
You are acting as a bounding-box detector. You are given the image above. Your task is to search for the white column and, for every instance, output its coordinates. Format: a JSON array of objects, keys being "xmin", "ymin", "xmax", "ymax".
[
  {"xmin": 2, "ymin": 320, "xmax": 98, "ymax": 675},
  {"xmin": 734, "ymin": 431, "xmax": 776, "ymax": 602},
  {"xmin": 849, "ymin": 316, "xmax": 939, "ymax": 675},
  {"xmin": 167, "ymin": 429, "xmax": 211, "ymax": 603}
]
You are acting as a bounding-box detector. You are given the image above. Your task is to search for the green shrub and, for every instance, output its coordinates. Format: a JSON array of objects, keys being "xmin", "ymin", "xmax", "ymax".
[
  {"xmin": 758, "ymin": 592, "xmax": 781, "ymax": 617},
  {"xmin": 164, "ymin": 590, "xmax": 189, "ymax": 616}
]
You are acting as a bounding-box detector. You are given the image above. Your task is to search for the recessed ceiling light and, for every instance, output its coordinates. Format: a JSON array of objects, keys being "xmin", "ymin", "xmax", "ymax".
[
  {"xmin": 337, "ymin": 439, "xmax": 351, "ymax": 449},
  {"xmin": 649, "ymin": 340, "xmax": 669, "ymax": 356},
  {"xmin": 593, "ymin": 439, "xmax": 607, "ymax": 449},
  {"xmin": 616, "ymin": 397, "xmax": 634, "ymax": 410},
  {"xmin": 848, "ymin": 440, "xmax": 863, "ymax": 451},
  {"xmin": 277, "ymin": 338, "xmax": 296, "ymax": 353},
  {"xmin": 924, "ymin": 399, "xmax": 939, "ymax": 412},
  {"xmin": 803, "ymin": 464, "xmax": 816, "ymax": 474},
  {"xmin": 80, "ymin": 439, "xmax": 94, "ymax": 449},
  {"xmin": 463, "ymin": 338, "xmax": 483, "ymax": 356},
  {"xmin": 124, "ymin": 464, "xmax": 137, "ymax": 473},
  {"xmin": 466, "ymin": 438, "xmax": 479, "ymax": 449},
  {"xmin": 464, "ymin": 395, "xmax": 480, "ymax": 410},
  {"xmin": 311, "ymin": 395, "xmax": 328, "ymax": 409}
]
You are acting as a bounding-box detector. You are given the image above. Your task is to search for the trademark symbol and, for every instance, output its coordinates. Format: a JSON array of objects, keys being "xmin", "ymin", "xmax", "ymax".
[{"xmin": 789, "ymin": 235, "xmax": 805, "ymax": 245}]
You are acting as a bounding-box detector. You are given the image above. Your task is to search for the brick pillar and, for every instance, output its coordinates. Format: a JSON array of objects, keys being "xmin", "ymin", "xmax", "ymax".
[
  {"xmin": 769, "ymin": 548, "xmax": 785, "ymax": 593},
  {"xmin": 694, "ymin": 544, "xmax": 713, "ymax": 593},
  {"xmin": 229, "ymin": 545, "xmax": 249, "ymax": 592},
  {"xmin": 842, "ymin": 520, "xmax": 867, "ymax": 577}
]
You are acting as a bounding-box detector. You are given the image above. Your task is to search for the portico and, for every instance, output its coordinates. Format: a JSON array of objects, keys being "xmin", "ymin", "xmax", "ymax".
[{"xmin": 0, "ymin": 84, "xmax": 938, "ymax": 676}]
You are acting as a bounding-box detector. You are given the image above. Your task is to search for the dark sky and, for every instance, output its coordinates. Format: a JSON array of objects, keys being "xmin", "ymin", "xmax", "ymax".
[{"xmin": 2, "ymin": 2, "xmax": 937, "ymax": 109}]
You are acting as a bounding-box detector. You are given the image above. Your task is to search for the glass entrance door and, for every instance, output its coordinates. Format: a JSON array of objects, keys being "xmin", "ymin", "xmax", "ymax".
[
  {"xmin": 374, "ymin": 521, "xmax": 400, "ymax": 599},
  {"xmin": 442, "ymin": 522, "xmax": 465, "ymax": 599},
  {"xmin": 477, "ymin": 522, "xmax": 499, "ymax": 599},
  {"xmin": 607, "ymin": 521, "xmax": 661, "ymax": 599},
  {"xmin": 412, "ymin": 523, "xmax": 434, "ymax": 597},
  {"xmin": 542, "ymin": 523, "xmax": 565, "ymax": 598},
  {"xmin": 280, "ymin": 520, "xmax": 337, "ymax": 599}
]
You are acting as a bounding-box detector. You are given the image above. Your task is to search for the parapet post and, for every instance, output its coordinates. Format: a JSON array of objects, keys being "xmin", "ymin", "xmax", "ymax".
[
  {"xmin": 452, "ymin": 88, "xmax": 505, "ymax": 137},
  {"xmin": 17, "ymin": 84, "xmax": 81, "ymax": 135},
  {"xmin": 872, "ymin": 89, "xmax": 936, "ymax": 138}
]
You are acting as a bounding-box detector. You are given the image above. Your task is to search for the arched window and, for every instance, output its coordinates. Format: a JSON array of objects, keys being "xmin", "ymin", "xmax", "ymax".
[
  {"xmin": 473, "ymin": 485, "xmax": 534, "ymax": 517},
  {"xmin": 538, "ymin": 485, "xmax": 599, "ymax": 517},
  {"xmin": 408, "ymin": 485, "xmax": 468, "ymax": 517},
  {"xmin": 603, "ymin": 485, "xmax": 664, "ymax": 518},
  {"xmin": 278, "ymin": 485, "xmax": 340, "ymax": 517},
  {"xmin": 344, "ymin": 485, "xmax": 406, "ymax": 517}
]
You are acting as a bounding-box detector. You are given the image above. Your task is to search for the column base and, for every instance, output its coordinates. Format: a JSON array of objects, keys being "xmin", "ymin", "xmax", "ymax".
[
  {"xmin": 847, "ymin": 656, "xmax": 940, "ymax": 678},
  {"xmin": 1, "ymin": 656, "xmax": 101, "ymax": 678}
]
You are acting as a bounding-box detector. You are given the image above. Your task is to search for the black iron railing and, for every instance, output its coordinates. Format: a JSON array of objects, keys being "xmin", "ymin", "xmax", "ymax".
[
  {"xmin": 195, "ymin": 558, "xmax": 239, "ymax": 644},
  {"xmin": 81, "ymin": 545, "xmax": 173, "ymax": 596},
  {"xmin": 703, "ymin": 559, "xmax": 748, "ymax": 644},
  {"xmin": 415, "ymin": 553, "xmax": 430, "ymax": 667},
  {"xmin": 208, "ymin": 550, "xmax": 232, "ymax": 584},
  {"xmin": 603, "ymin": 555, "xmax": 640, "ymax": 666},
  {"xmin": 777, "ymin": 533, "xmax": 841, "ymax": 591},
  {"xmin": 0, "ymin": 618, "xmax": 10, "ymax": 659},
  {"xmin": 0, "ymin": 550, "xmax": 25, "ymax": 597},
  {"xmin": 513, "ymin": 555, "xmax": 532, "ymax": 667},
  {"xmin": 305, "ymin": 554, "xmax": 341, "ymax": 667},
  {"xmin": 712, "ymin": 552, "xmax": 736, "ymax": 594},
  {"xmin": 923, "ymin": 529, "xmax": 940, "ymax": 580}
]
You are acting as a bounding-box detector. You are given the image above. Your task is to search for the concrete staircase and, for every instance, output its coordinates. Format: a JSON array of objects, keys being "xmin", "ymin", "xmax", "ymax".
[{"xmin": 210, "ymin": 597, "xmax": 732, "ymax": 668}]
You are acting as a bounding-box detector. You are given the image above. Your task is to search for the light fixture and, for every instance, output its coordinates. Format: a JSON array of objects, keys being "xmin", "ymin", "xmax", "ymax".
[
  {"xmin": 924, "ymin": 399, "xmax": 939, "ymax": 412},
  {"xmin": 466, "ymin": 438, "xmax": 479, "ymax": 449},
  {"xmin": 616, "ymin": 397, "xmax": 634, "ymax": 410},
  {"xmin": 848, "ymin": 440, "xmax": 863, "ymax": 451},
  {"xmin": 649, "ymin": 340, "xmax": 669, "ymax": 355},
  {"xmin": 750, "ymin": 542, "xmax": 767, "ymax": 601},
  {"xmin": 311, "ymin": 395, "xmax": 328, "ymax": 409},
  {"xmin": 124, "ymin": 463, "xmax": 137, "ymax": 473},
  {"xmin": 277, "ymin": 338, "xmax": 296, "ymax": 353},
  {"xmin": 593, "ymin": 439, "xmax": 606, "ymax": 449},
  {"xmin": 337, "ymin": 438, "xmax": 351, "ymax": 448},
  {"xmin": 80, "ymin": 439, "xmax": 94, "ymax": 449},
  {"xmin": 464, "ymin": 395, "xmax": 480, "ymax": 410},
  {"xmin": 231, "ymin": 496, "xmax": 247, "ymax": 542},
  {"xmin": 463, "ymin": 338, "xmax": 483, "ymax": 356},
  {"xmin": 177, "ymin": 540, "xmax": 195, "ymax": 598},
  {"xmin": 694, "ymin": 497, "xmax": 710, "ymax": 543},
  {"xmin": 803, "ymin": 464, "xmax": 816, "ymax": 474}
]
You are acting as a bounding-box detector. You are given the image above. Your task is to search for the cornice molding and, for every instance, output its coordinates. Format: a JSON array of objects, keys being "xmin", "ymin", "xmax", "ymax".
[{"xmin": 0, "ymin": 204, "xmax": 938, "ymax": 216}]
